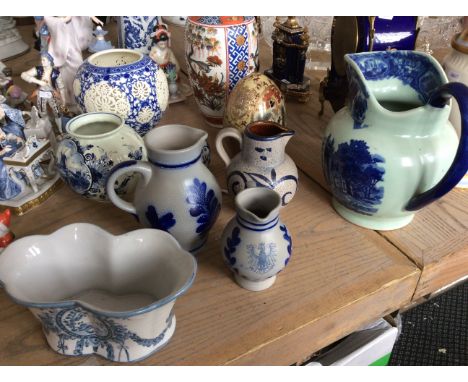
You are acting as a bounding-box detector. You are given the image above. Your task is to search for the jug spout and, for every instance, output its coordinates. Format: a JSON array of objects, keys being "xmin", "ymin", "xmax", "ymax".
[
  {"xmin": 144, "ymin": 124, "xmax": 208, "ymax": 167},
  {"xmin": 243, "ymin": 121, "xmax": 295, "ymax": 167},
  {"xmin": 235, "ymin": 187, "xmax": 282, "ymax": 227},
  {"xmin": 345, "ymin": 51, "xmax": 448, "ymax": 131}
]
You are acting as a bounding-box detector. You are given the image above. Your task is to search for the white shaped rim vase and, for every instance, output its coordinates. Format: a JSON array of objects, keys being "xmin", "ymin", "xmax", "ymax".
[{"xmin": 0, "ymin": 223, "xmax": 197, "ymax": 363}]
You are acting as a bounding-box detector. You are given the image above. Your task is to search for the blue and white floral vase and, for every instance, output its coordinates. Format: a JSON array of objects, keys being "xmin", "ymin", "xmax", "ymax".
[
  {"xmin": 74, "ymin": 49, "xmax": 169, "ymax": 136},
  {"xmin": 55, "ymin": 112, "xmax": 147, "ymax": 201},
  {"xmin": 323, "ymin": 50, "xmax": 468, "ymax": 230},
  {"xmin": 221, "ymin": 187, "xmax": 292, "ymax": 291},
  {"xmin": 216, "ymin": 121, "xmax": 298, "ymax": 206},
  {"xmin": 107, "ymin": 124, "xmax": 221, "ymax": 253},
  {"xmin": 118, "ymin": 16, "xmax": 161, "ymax": 54}
]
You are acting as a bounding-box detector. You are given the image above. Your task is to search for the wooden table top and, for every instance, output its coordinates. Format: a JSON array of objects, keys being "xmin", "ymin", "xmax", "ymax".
[{"xmin": 0, "ymin": 19, "xmax": 465, "ymax": 366}]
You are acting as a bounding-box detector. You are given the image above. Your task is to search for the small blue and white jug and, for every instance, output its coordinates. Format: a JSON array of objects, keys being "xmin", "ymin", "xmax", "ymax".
[
  {"xmin": 221, "ymin": 187, "xmax": 292, "ymax": 291},
  {"xmin": 107, "ymin": 124, "xmax": 221, "ymax": 253},
  {"xmin": 322, "ymin": 51, "xmax": 468, "ymax": 230}
]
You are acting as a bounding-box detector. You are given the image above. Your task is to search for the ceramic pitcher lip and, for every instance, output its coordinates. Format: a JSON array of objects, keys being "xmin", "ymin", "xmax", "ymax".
[
  {"xmin": 344, "ymin": 50, "xmax": 449, "ymax": 118},
  {"xmin": 86, "ymin": 48, "xmax": 144, "ymax": 69},
  {"xmin": 65, "ymin": 112, "xmax": 124, "ymax": 139},
  {"xmin": 245, "ymin": 121, "xmax": 295, "ymax": 141},
  {"xmin": 235, "ymin": 187, "xmax": 282, "ymax": 225},
  {"xmin": 0, "ymin": 223, "xmax": 197, "ymax": 318},
  {"xmin": 144, "ymin": 124, "xmax": 208, "ymax": 166}
]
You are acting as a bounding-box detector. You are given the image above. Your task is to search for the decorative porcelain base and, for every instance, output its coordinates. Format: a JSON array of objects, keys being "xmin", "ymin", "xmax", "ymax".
[
  {"xmin": 234, "ymin": 274, "xmax": 277, "ymax": 292},
  {"xmin": 0, "ymin": 176, "xmax": 62, "ymax": 216},
  {"xmin": 42, "ymin": 314, "xmax": 176, "ymax": 363},
  {"xmin": 332, "ymin": 198, "xmax": 415, "ymax": 231}
]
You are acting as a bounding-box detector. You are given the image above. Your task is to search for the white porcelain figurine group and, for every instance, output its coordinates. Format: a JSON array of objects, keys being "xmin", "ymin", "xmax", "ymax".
[{"xmin": 1, "ymin": 41, "xmax": 468, "ymax": 363}]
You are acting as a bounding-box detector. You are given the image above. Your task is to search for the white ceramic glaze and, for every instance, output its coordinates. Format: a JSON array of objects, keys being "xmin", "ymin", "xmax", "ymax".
[
  {"xmin": 221, "ymin": 188, "xmax": 292, "ymax": 291},
  {"xmin": 56, "ymin": 112, "xmax": 147, "ymax": 201},
  {"xmin": 107, "ymin": 124, "xmax": 221, "ymax": 253},
  {"xmin": 216, "ymin": 121, "xmax": 298, "ymax": 206},
  {"xmin": 0, "ymin": 223, "xmax": 197, "ymax": 362}
]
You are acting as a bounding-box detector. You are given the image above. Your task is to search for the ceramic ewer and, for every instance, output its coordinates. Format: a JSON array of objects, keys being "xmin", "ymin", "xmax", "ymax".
[
  {"xmin": 216, "ymin": 121, "xmax": 298, "ymax": 206},
  {"xmin": 55, "ymin": 112, "xmax": 147, "ymax": 201},
  {"xmin": 185, "ymin": 16, "xmax": 259, "ymax": 127},
  {"xmin": 224, "ymin": 72, "xmax": 286, "ymax": 132},
  {"xmin": 0, "ymin": 223, "xmax": 197, "ymax": 362},
  {"xmin": 221, "ymin": 187, "xmax": 292, "ymax": 291},
  {"xmin": 117, "ymin": 16, "xmax": 161, "ymax": 54},
  {"xmin": 74, "ymin": 49, "xmax": 169, "ymax": 136},
  {"xmin": 322, "ymin": 50, "xmax": 468, "ymax": 230},
  {"xmin": 107, "ymin": 124, "xmax": 221, "ymax": 253}
]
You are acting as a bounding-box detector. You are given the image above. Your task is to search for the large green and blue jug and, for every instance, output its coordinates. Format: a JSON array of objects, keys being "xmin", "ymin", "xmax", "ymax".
[{"xmin": 323, "ymin": 51, "xmax": 468, "ymax": 230}]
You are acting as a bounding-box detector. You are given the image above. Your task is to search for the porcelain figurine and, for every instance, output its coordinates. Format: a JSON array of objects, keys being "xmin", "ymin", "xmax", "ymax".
[
  {"xmin": 107, "ymin": 124, "xmax": 221, "ymax": 253},
  {"xmin": 24, "ymin": 106, "xmax": 56, "ymax": 147},
  {"xmin": 443, "ymin": 27, "xmax": 468, "ymax": 188},
  {"xmin": 224, "ymin": 73, "xmax": 286, "ymax": 131},
  {"xmin": 150, "ymin": 24, "xmax": 184, "ymax": 103},
  {"xmin": 55, "ymin": 112, "xmax": 147, "ymax": 201},
  {"xmin": 88, "ymin": 26, "xmax": 113, "ymax": 53},
  {"xmin": 0, "ymin": 208, "xmax": 13, "ymax": 252},
  {"xmin": 0, "ymin": 97, "xmax": 60, "ymax": 215},
  {"xmin": 221, "ymin": 187, "xmax": 292, "ymax": 291},
  {"xmin": 323, "ymin": 50, "xmax": 468, "ymax": 231},
  {"xmin": 0, "ymin": 223, "xmax": 197, "ymax": 362},
  {"xmin": 44, "ymin": 16, "xmax": 103, "ymax": 110},
  {"xmin": 118, "ymin": 16, "xmax": 161, "ymax": 54},
  {"xmin": 216, "ymin": 121, "xmax": 298, "ymax": 206},
  {"xmin": 74, "ymin": 49, "xmax": 169, "ymax": 136},
  {"xmin": 185, "ymin": 16, "xmax": 259, "ymax": 127},
  {"xmin": 21, "ymin": 52, "xmax": 66, "ymax": 132}
]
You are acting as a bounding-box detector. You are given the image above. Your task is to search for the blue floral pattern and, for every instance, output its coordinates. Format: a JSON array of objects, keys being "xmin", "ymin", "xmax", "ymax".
[
  {"xmin": 119, "ymin": 17, "xmax": 159, "ymax": 53},
  {"xmin": 227, "ymin": 168, "xmax": 298, "ymax": 206},
  {"xmin": 56, "ymin": 139, "xmax": 92, "ymax": 194},
  {"xmin": 56, "ymin": 139, "xmax": 144, "ymax": 200},
  {"xmin": 145, "ymin": 205, "xmax": 176, "ymax": 232},
  {"xmin": 186, "ymin": 178, "xmax": 220, "ymax": 237},
  {"xmin": 75, "ymin": 54, "xmax": 166, "ymax": 136},
  {"xmin": 323, "ymin": 135, "xmax": 385, "ymax": 215},
  {"xmin": 279, "ymin": 224, "xmax": 292, "ymax": 266},
  {"xmin": 37, "ymin": 306, "xmax": 173, "ymax": 362},
  {"xmin": 224, "ymin": 226, "xmax": 241, "ymax": 270}
]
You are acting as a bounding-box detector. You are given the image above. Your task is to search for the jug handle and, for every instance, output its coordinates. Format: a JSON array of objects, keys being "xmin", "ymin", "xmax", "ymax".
[
  {"xmin": 215, "ymin": 128, "xmax": 243, "ymax": 167},
  {"xmin": 406, "ymin": 82, "xmax": 468, "ymax": 211},
  {"xmin": 106, "ymin": 160, "xmax": 153, "ymax": 215}
]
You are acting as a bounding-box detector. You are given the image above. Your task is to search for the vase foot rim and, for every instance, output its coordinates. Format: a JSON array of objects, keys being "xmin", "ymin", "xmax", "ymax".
[
  {"xmin": 332, "ymin": 198, "xmax": 415, "ymax": 231},
  {"xmin": 234, "ymin": 274, "xmax": 276, "ymax": 291}
]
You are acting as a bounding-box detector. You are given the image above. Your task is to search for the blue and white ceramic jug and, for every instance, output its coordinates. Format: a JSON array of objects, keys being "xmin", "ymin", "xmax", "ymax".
[
  {"xmin": 107, "ymin": 124, "xmax": 221, "ymax": 253},
  {"xmin": 323, "ymin": 51, "xmax": 468, "ymax": 230}
]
